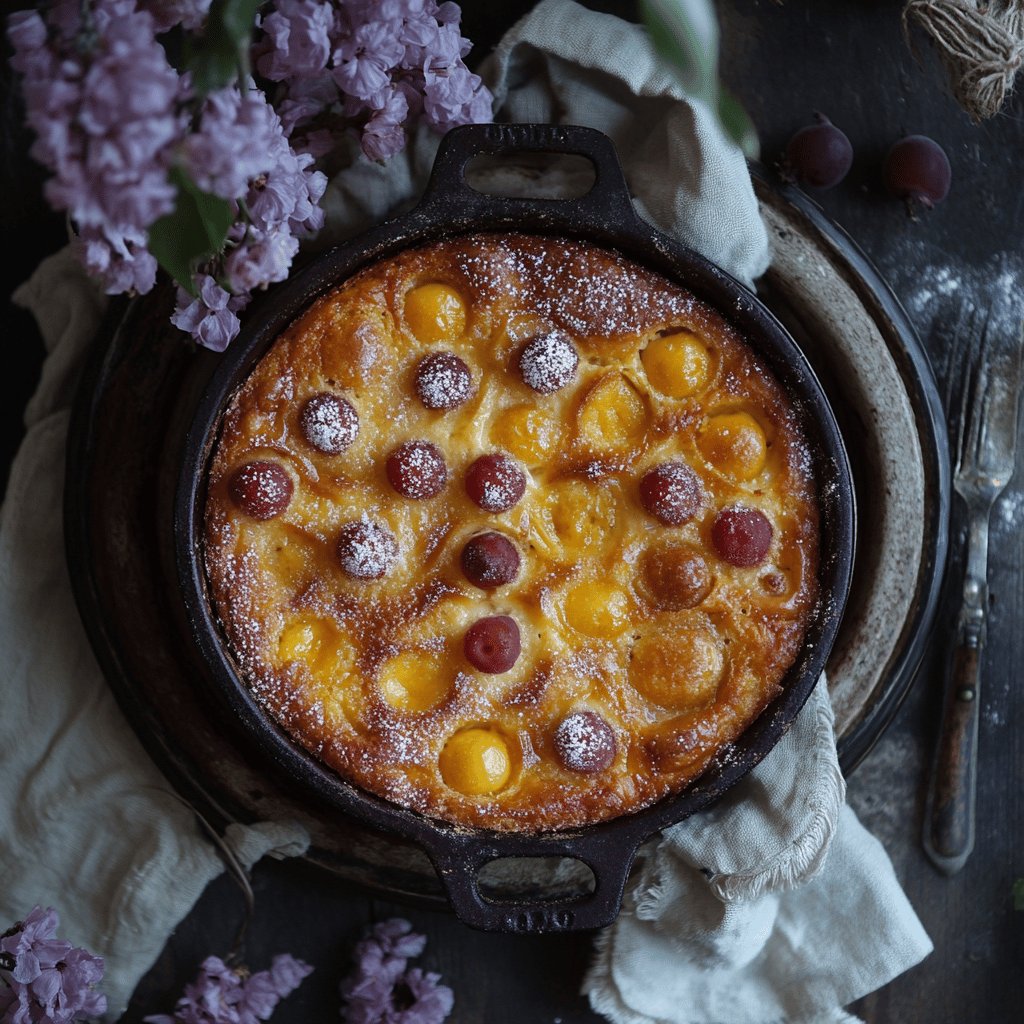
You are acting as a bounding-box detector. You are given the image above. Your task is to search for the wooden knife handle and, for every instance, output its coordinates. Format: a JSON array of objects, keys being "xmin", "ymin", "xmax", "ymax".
[{"xmin": 924, "ymin": 640, "xmax": 981, "ymax": 874}]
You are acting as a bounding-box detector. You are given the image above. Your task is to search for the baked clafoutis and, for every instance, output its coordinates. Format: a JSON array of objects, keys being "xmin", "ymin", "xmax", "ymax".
[{"xmin": 203, "ymin": 233, "xmax": 820, "ymax": 832}]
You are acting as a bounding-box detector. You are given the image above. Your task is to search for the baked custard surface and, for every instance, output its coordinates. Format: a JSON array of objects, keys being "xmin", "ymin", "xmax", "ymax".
[{"xmin": 203, "ymin": 232, "xmax": 820, "ymax": 832}]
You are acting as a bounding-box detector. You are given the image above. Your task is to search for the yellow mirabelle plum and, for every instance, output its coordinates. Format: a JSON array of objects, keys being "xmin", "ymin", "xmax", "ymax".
[
  {"xmin": 378, "ymin": 650, "xmax": 451, "ymax": 713},
  {"xmin": 564, "ymin": 580, "xmax": 631, "ymax": 638},
  {"xmin": 640, "ymin": 332, "xmax": 712, "ymax": 398},
  {"xmin": 404, "ymin": 283, "xmax": 466, "ymax": 344},
  {"xmin": 439, "ymin": 727, "xmax": 513, "ymax": 795},
  {"xmin": 491, "ymin": 404, "xmax": 556, "ymax": 463},
  {"xmin": 548, "ymin": 480, "xmax": 619, "ymax": 553},
  {"xmin": 697, "ymin": 411, "xmax": 768, "ymax": 481},
  {"xmin": 576, "ymin": 373, "xmax": 647, "ymax": 455}
]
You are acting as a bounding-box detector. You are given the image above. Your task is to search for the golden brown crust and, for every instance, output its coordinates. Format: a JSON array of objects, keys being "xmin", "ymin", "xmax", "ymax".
[{"xmin": 203, "ymin": 232, "xmax": 819, "ymax": 832}]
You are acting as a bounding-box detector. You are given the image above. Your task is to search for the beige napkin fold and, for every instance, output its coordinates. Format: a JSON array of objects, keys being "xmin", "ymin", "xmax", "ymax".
[
  {"xmin": 584, "ymin": 680, "xmax": 932, "ymax": 1024},
  {"xmin": 1, "ymin": 2, "xmax": 930, "ymax": 1022},
  {"xmin": 2, "ymin": 248, "xmax": 311, "ymax": 1020}
]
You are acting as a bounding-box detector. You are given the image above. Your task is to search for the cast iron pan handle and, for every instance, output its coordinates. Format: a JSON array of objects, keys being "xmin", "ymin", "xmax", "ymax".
[
  {"xmin": 419, "ymin": 828, "xmax": 641, "ymax": 933},
  {"xmin": 413, "ymin": 122, "xmax": 640, "ymax": 232}
]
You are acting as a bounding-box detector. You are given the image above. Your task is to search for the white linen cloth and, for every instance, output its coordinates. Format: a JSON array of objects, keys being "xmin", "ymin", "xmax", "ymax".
[{"xmin": 1, "ymin": 1, "xmax": 930, "ymax": 1020}]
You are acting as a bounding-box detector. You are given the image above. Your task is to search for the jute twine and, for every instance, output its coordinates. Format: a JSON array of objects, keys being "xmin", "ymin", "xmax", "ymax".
[{"xmin": 903, "ymin": 0, "xmax": 1024, "ymax": 121}]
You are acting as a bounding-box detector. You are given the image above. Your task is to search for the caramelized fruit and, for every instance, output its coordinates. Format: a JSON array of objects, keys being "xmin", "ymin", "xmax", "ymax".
[
  {"xmin": 228, "ymin": 461, "xmax": 293, "ymax": 520},
  {"xmin": 386, "ymin": 440, "xmax": 448, "ymax": 499},
  {"xmin": 299, "ymin": 392, "xmax": 359, "ymax": 454},
  {"xmin": 465, "ymin": 453, "xmax": 527, "ymax": 512},
  {"xmin": 460, "ymin": 532, "xmax": 520, "ymax": 589},
  {"xmin": 640, "ymin": 542, "xmax": 714, "ymax": 610},
  {"xmin": 464, "ymin": 615, "xmax": 521, "ymax": 674}
]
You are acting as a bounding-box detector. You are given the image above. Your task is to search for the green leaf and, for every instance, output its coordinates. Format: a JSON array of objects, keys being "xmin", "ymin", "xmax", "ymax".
[
  {"xmin": 220, "ymin": 0, "xmax": 263, "ymax": 42},
  {"xmin": 640, "ymin": 0, "xmax": 759, "ymax": 161},
  {"xmin": 185, "ymin": 0, "xmax": 261, "ymax": 96},
  {"xmin": 148, "ymin": 168, "xmax": 235, "ymax": 294},
  {"xmin": 718, "ymin": 89, "xmax": 760, "ymax": 160},
  {"xmin": 639, "ymin": 0, "xmax": 719, "ymax": 101}
]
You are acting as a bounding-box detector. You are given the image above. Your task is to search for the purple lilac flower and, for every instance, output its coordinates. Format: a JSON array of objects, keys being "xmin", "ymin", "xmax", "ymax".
[
  {"xmin": 316, "ymin": 0, "xmax": 491, "ymax": 161},
  {"xmin": 394, "ymin": 968, "xmax": 454, "ymax": 1024},
  {"xmin": 7, "ymin": 0, "xmax": 183, "ymax": 297},
  {"xmin": 332, "ymin": 20, "xmax": 405, "ymax": 105},
  {"xmin": 174, "ymin": 79, "xmax": 325, "ymax": 348},
  {"xmin": 143, "ymin": 953, "xmax": 311, "ymax": 1024},
  {"xmin": 140, "ymin": 0, "xmax": 213, "ymax": 33},
  {"xmin": 422, "ymin": 65, "xmax": 490, "ymax": 132},
  {"xmin": 225, "ymin": 225, "xmax": 299, "ymax": 293},
  {"xmin": 171, "ymin": 276, "xmax": 250, "ymax": 353},
  {"xmin": 0, "ymin": 906, "xmax": 107, "ymax": 1024},
  {"xmin": 182, "ymin": 86, "xmax": 284, "ymax": 202},
  {"xmin": 275, "ymin": 75, "xmax": 339, "ymax": 137},
  {"xmin": 77, "ymin": 224, "xmax": 159, "ymax": 294},
  {"xmin": 256, "ymin": 0, "xmax": 334, "ymax": 81},
  {"xmin": 360, "ymin": 86, "xmax": 409, "ymax": 161},
  {"xmin": 340, "ymin": 919, "xmax": 453, "ymax": 1024}
]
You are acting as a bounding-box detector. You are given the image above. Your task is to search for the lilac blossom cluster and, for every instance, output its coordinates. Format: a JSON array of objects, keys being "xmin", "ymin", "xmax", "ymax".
[
  {"xmin": 341, "ymin": 919, "xmax": 453, "ymax": 1024},
  {"xmin": 0, "ymin": 906, "xmax": 106, "ymax": 1024},
  {"xmin": 7, "ymin": 1, "xmax": 182, "ymax": 297},
  {"xmin": 255, "ymin": 0, "xmax": 492, "ymax": 161},
  {"xmin": 169, "ymin": 82, "xmax": 328, "ymax": 349},
  {"xmin": 143, "ymin": 953, "xmax": 312, "ymax": 1024},
  {"xmin": 6, "ymin": 0, "xmax": 491, "ymax": 351}
]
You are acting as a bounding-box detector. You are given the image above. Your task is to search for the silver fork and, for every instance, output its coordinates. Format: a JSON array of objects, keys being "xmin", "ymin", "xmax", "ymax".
[{"xmin": 923, "ymin": 313, "xmax": 1024, "ymax": 875}]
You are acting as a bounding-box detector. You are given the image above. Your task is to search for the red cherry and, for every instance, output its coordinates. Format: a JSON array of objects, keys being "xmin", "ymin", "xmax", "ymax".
[
  {"xmin": 465, "ymin": 453, "xmax": 526, "ymax": 512},
  {"xmin": 711, "ymin": 506, "xmax": 773, "ymax": 567},
  {"xmin": 228, "ymin": 461, "xmax": 293, "ymax": 520},
  {"xmin": 639, "ymin": 461, "xmax": 703, "ymax": 525},
  {"xmin": 460, "ymin": 532, "xmax": 520, "ymax": 589},
  {"xmin": 415, "ymin": 351, "xmax": 473, "ymax": 410},
  {"xmin": 299, "ymin": 393, "xmax": 359, "ymax": 454},
  {"xmin": 337, "ymin": 518, "xmax": 398, "ymax": 580},
  {"xmin": 386, "ymin": 440, "xmax": 448, "ymax": 499},
  {"xmin": 554, "ymin": 710, "xmax": 617, "ymax": 773},
  {"xmin": 517, "ymin": 330, "xmax": 579, "ymax": 393},
  {"xmin": 464, "ymin": 615, "xmax": 521, "ymax": 673}
]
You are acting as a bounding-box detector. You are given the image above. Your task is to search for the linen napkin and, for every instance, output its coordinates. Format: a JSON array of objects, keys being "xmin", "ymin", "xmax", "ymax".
[
  {"xmin": 1, "ymin": 247, "xmax": 312, "ymax": 1019},
  {"xmin": 1, "ymin": 1, "xmax": 930, "ymax": 1021}
]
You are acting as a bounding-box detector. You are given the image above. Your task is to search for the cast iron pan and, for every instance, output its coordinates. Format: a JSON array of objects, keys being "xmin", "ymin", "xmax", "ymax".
[{"xmin": 175, "ymin": 123, "xmax": 856, "ymax": 933}]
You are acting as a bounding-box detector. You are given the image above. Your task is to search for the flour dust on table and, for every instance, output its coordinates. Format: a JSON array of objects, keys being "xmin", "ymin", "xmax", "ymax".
[{"xmin": 889, "ymin": 249, "xmax": 1023, "ymax": 361}]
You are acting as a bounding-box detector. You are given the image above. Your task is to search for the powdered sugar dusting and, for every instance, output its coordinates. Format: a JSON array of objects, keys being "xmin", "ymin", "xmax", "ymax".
[
  {"xmin": 518, "ymin": 330, "xmax": 579, "ymax": 393},
  {"xmin": 467, "ymin": 453, "xmax": 526, "ymax": 512},
  {"xmin": 228, "ymin": 460, "xmax": 293, "ymax": 520},
  {"xmin": 554, "ymin": 710, "xmax": 617, "ymax": 773},
  {"xmin": 387, "ymin": 439, "xmax": 447, "ymax": 499},
  {"xmin": 299, "ymin": 392, "xmax": 359, "ymax": 454},
  {"xmin": 415, "ymin": 351, "xmax": 473, "ymax": 410},
  {"xmin": 337, "ymin": 515, "xmax": 398, "ymax": 580}
]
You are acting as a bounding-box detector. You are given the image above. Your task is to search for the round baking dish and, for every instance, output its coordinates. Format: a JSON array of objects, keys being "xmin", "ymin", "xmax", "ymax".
[{"xmin": 175, "ymin": 123, "xmax": 856, "ymax": 933}]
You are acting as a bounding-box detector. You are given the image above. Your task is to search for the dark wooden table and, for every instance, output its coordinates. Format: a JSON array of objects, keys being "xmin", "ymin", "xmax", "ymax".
[{"xmin": 3, "ymin": 2, "xmax": 1022, "ymax": 1022}]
